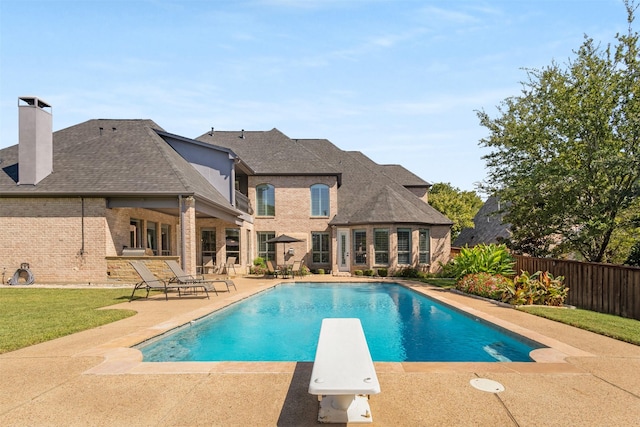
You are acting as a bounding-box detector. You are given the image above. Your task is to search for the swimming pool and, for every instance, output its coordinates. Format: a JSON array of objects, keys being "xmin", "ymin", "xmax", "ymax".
[{"xmin": 137, "ymin": 282, "xmax": 544, "ymax": 362}]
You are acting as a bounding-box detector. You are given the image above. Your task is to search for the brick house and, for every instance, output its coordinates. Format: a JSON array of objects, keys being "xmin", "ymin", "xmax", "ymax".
[{"xmin": 0, "ymin": 97, "xmax": 452, "ymax": 284}]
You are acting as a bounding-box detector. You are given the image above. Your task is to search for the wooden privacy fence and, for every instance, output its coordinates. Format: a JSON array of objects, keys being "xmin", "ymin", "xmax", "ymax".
[
  {"xmin": 512, "ymin": 256, "xmax": 640, "ymax": 321},
  {"xmin": 449, "ymin": 248, "xmax": 640, "ymax": 320}
]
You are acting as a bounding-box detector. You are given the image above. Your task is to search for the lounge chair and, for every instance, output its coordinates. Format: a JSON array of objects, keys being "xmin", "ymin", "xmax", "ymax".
[
  {"xmin": 166, "ymin": 260, "xmax": 236, "ymax": 292},
  {"xmin": 129, "ymin": 260, "xmax": 210, "ymax": 301},
  {"xmin": 266, "ymin": 260, "xmax": 281, "ymax": 278}
]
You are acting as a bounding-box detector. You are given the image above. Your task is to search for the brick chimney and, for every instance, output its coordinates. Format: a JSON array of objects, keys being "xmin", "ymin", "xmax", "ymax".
[{"xmin": 18, "ymin": 96, "xmax": 53, "ymax": 185}]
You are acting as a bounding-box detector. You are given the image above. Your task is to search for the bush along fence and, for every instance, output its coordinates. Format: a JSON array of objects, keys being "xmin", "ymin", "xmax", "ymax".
[
  {"xmin": 450, "ymin": 247, "xmax": 640, "ymax": 321},
  {"xmin": 513, "ymin": 255, "xmax": 640, "ymax": 321}
]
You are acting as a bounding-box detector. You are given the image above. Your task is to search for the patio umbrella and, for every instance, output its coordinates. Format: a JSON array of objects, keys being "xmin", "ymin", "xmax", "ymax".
[{"xmin": 265, "ymin": 234, "xmax": 303, "ymax": 257}]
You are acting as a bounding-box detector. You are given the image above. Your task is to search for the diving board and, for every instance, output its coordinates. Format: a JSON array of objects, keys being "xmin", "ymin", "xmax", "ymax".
[{"xmin": 308, "ymin": 318, "xmax": 380, "ymax": 424}]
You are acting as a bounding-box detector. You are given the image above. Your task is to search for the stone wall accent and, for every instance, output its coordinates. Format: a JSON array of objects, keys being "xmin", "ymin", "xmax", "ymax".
[{"xmin": 106, "ymin": 256, "xmax": 180, "ymax": 282}]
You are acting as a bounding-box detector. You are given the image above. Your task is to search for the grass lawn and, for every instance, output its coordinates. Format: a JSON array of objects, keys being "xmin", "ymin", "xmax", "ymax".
[
  {"xmin": 518, "ymin": 306, "xmax": 640, "ymax": 346},
  {"xmin": 0, "ymin": 288, "xmax": 136, "ymax": 354}
]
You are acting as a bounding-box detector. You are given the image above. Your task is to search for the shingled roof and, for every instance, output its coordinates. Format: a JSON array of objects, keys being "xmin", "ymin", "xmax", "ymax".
[
  {"xmin": 453, "ymin": 196, "xmax": 511, "ymax": 247},
  {"xmin": 0, "ymin": 119, "xmax": 236, "ymax": 213},
  {"xmin": 195, "ymin": 128, "xmax": 339, "ymax": 176},
  {"xmin": 297, "ymin": 139, "xmax": 451, "ymax": 226}
]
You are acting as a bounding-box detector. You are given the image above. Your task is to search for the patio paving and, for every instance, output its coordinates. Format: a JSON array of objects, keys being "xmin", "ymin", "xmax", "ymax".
[{"xmin": 1, "ymin": 275, "xmax": 639, "ymax": 426}]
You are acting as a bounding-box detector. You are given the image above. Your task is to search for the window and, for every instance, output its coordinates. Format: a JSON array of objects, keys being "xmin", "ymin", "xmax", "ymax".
[
  {"xmin": 312, "ymin": 232, "xmax": 330, "ymax": 263},
  {"xmin": 353, "ymin": 230, "xmax": 367, "ymax": 264},
  {"xmin": 225, "ymin": 228, "xmax": 240, "ymax": 261},
  {"xmin": 201, "ymin": 228, "xmax": 216, "ymax": 265},
  {"xmin": 397, "ymin": 228, "xmax": 411, "ymax": 265},
  {"xmin": 374, "ymin": 229, "xmax": 389, "ymax": 265},
  {"xmin": 310, "ymin": 184, "xmax": 329, "ymax": 217},
  {"xmin": 256, "ymin": 184, "xmax": 275, "ymax": 216},
  {"xmin": 130, "ymin": 219, "xmax": 142, "ymax": 248},
  {"xmin": 257, "ymin": 231, "xmax": 276, "ymax": 261},
  {"xmin": 160, "ymin": 224, "xmax": 171, "ymax": 255},
  {"xmin": 419, "ymin": 229, "xmax": 430, "ymax": 264},
  {"xmin": 146, "ymin": 221, "xmax": 158, "ymax": 255}
]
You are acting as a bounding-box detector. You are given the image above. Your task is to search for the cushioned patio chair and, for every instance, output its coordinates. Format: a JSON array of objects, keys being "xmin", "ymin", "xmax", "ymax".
[
  {"xmin": 166, "ymin": 260, "xmax": 236, "ymax": 293},
  {"xmin": 129, "ymin": 260, "xmax": 210, "ymax": 301}
]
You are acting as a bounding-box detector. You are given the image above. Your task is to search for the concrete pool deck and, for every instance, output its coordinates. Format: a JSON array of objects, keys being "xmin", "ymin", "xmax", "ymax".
[{"xmin": 1, "ymin": 275, "xmax": 639, "ymax": 426}]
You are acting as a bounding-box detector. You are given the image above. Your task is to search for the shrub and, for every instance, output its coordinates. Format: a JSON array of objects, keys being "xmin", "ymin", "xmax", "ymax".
[
  {"xmin": 394, "ymin": 267, "xmax": 423, "ymax": 278},
  {"xmin": 377, "ymin": 268, "xmax": 388, "ymax": 277},
  {"xmin": 502, "ymin": 270, "xmax": 568, "ymax": 306},
  {"xmin": 251, "ymin": 257, "xmax": 267, "ymax": 275},
  {"xmin": 354, "ymin": 270, "xmax": 364, "ymax": 276},
  {"xmin": 456, "ymin": 273, "xmax": 511, "ymax": 300},
  {"xmin": 317, "ymin": 269, "xmax": 325, "ymax": 275},
  {"xmin": 444, "ymin": 244, "xmax": 515, "ymax": 279},
  {"xmin": 363, "ymin": 269, "xmax": 374, "ymax": 276}
]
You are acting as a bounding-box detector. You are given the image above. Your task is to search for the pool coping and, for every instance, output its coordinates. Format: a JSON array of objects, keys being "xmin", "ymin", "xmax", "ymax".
[{"xmin": 78, "ymin": 279, "xmax": 593, "ymax": 376}]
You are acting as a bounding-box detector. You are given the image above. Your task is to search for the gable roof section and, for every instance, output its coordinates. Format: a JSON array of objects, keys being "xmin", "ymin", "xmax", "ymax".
[
  {"xmin": 0, "ymin": 119, "xmax": 237, "ymax": 213},
  {"xmin": 297, "ymin": 139, "xmax": 451, "ymax": 226},
  {"xmin": 195, "ymin": 128, "xmax": 340, "ymax": 176}
]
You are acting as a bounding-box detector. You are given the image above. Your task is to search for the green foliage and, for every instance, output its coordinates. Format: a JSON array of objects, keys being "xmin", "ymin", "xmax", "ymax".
[
  {"xmin": 316, "ymin": 269, "xmax": 325, "ymax": 275},
  {"xmin": 429, "ymin": 182, "xmax": 483, "ymax": 241},
  {"xmin": 377, "ymin": 268, "xmax": 388, "ymax": 277},
  {"xmin": 354, "ymin": 270, "xmax": 363, "ymax": 276},
  {"xmin": 477, "ymin": 3, "xmax": 640, "ymax": 262},
  {"xmin": 625, "ymin": 241, "xmax": 640, "ymax": 266},
  {"xmin": 363, "ymin": 269, "xmax": 374, "ymax": 276},
  {"xmin": 444, "ymin": 244, "xmax": 515, "ymax": 279},
  {"xmin": 502, "ymin": 271, "xmax": 569, "ymax": 306},
  {"xmin": 394, "ymin": 267, "xmax": 425, "ymax": 278},
  {"xmin": 456, "ymin": 273, "xmax": 512, "ymax": 300},
  {"xmin": 251, "ymin": 257, "xmax": 267, "ymax": 275}
]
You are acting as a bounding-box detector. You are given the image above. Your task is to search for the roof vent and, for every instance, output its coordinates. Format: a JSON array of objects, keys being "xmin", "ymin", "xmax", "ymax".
[
  {"xmin": 209, "ymin": 127, "xmax": 214, "ymax": 136},
  {"xmin": 18, "ymin": 96, "xmax": 53, "ymax": 185},
  {"xmin": 241, "ymin": 129, "xmax": 245, "ymax": 139}
]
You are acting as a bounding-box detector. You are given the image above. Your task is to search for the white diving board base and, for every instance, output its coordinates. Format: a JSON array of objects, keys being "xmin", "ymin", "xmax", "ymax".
[{"xmin": 308, "ymin": 318, "xmax": 380, "ymax": 424}]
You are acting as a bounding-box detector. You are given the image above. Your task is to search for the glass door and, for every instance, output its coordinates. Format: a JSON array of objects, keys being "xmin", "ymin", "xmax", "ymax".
[{"xmin": 337, "ymin": 229, "xmax": 350, "ymax": 272}]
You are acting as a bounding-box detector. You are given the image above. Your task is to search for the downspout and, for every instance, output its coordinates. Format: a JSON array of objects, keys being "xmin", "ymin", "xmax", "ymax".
[
  {"xmin": 79, "ymin": 197, "xmax": 85, "ymax": 256},
  {"xmin": 179, "ymin": 195, "xmax": 186, "ymax": 270}
]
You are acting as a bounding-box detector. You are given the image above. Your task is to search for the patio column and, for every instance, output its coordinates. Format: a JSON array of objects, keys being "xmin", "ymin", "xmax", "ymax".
[{"xmin": 182, "ymin": 196, "xmax": 197, "ymax": 275}]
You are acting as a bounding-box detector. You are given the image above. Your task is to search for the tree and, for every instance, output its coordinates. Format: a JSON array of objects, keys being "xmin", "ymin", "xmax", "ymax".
[
  {"xmin": 477, "ymin": 1, "xmax": 640, "ymax": 262},
  {"xmin": 429, "ymin": 182, "xmax": 483, "ymax": 241}
]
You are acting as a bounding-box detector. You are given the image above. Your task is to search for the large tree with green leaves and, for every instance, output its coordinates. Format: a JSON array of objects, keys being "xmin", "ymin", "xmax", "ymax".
[
  {"xmin": 477, "ymin": 1, "xmax": 640, "ymax": 262},
  {"xmin": 429, "ymin": 182, "xmax": 483, "ymax": 241}
]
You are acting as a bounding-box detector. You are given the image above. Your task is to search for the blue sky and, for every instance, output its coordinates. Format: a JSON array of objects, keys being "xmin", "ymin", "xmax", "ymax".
[{"xmin": 0, "ymin": 0, "xmax": 628, "ymax": 192}]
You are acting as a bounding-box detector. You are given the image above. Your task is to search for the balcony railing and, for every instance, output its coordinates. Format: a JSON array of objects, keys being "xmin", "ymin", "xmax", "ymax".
[{"xmin": 235, "ymin": 191, "xmax": 253, "ymax": 215}]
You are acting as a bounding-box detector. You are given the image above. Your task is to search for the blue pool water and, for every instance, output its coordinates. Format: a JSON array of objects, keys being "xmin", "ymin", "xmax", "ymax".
[{"xmin": 137, "ymin": 283, "xmax": 543, "ymax": 362}]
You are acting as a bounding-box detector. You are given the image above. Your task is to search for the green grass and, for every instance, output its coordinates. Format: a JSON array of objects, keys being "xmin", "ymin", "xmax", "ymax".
[
  {"xmin": 518, "ymin": 306, "xmax": 640, "ymax": 346},
  {"xmin": 419, "ymin": 277, "xmax": 457, "ymax": 288},
  {"xmin": 0, "ymin": 288, "xmax": 136, "ymax": 354}
]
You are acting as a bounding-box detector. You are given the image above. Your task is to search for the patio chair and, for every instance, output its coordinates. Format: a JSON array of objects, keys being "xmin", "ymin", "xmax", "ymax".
[
  {"xmin": 166, "ymin": 260, "xmax": 235, "ymax": 293},
  {"xmin": 197, "ymin": 256, "xmax": 216, "ymax": 275},
  {"xmin": 129, "ymin": 261, "xmax": 210, "ymax": 301},
  {"xmin": 292, "ymin": 259, "xmax": 306, "ymax": 277},
  {"xmin": 266, "ymin": 260, "xmax": 281, "ymax": 278},
  {"xmin": 223, "ymin": 257, "xmax": 237, "ymax": 275}
]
